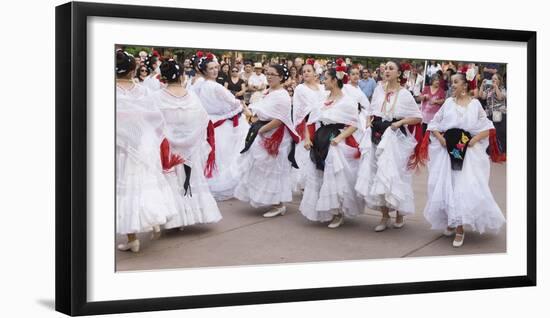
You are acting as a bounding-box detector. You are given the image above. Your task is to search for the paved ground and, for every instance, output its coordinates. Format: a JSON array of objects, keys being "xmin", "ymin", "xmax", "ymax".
[{"xmin": 116, "ymin": 163, "xmax": 506, "ymax": 271}]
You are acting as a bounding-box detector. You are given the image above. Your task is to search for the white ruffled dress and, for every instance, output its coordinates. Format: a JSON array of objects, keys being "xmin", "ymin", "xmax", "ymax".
[
  {"xmin": 197, "ymin": 79, "xmax": 250, "ymax": 201},
  {"xmin": 116, "ymin": 84, "xmax": 177, "ymax": 235},
  {"xmin": 355, "ymin": 86, "xmax": 422, "ymax": 215},
  {"xmin": 291, "ymin": 83, "xmax": 327, "ymax": 191},
  {"xmin": 423, "ymin": 98, "xmax": 505, "ymax": 233},
  {"xmin": 299, "ymin": 95, "xmax": 364, "ymax": 222},
  {"xmin": 152, "ymin": 89, "xmax": 222, "ymax": 228},
  {"xmin": 234, "ymin": 88, "xmax": 298, "ymax": 207}
]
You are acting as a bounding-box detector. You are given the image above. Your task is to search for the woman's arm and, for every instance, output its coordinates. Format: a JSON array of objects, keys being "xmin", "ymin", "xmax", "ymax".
[
  {"xmin": 258, "ymin": 119, "xmax": 283, "ymax": 134},
  {"xmin": 303, "ymin": 122, "xmax": 313, "ymax": 150},
  {"xmin": 331, "ymin": 126, "xmax": 358, "ymax": 145},
  {"xmin": 469, "ymin": 130, "xmax": 490, "ymax": 147},
  {"xmin": 391, "ymin": 117, "xmax": 422, "ymax": 130},
  {"xmin": 432, "ymin": 130, "xmax": 446, "ymax": 147}
]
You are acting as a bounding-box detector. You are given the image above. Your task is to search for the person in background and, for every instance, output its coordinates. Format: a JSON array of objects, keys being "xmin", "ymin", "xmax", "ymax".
[
  {"xmin": 443, "ymin": 68, "xmax": 456, "ymax": 98},
  {"xmin": 248, "ymin": 62, "xmax": 268, "ymax": 104},
  {"xmin": 241, "ymin": 60, "xmax": 254, "ymax": 104},
  {"xmin": 482, "ymin": 63, "xmax": 499, "ymax": 80},
  {"xmin": 359, "ymin": 68, "xmax": 377, "ymax": 101},
  {"xmin": 225, "ymin": 66, "xmax": 247, "ymax": 100},
  {"xmin": 217, "ymin": 63, "xmax": 230, "ymax": 85},
  {"xmin": 419, "ymin": 73, "xmax": 446, "ymax": 133},
  {"xmin": 134, "ymin": 64, "xmax": 150, "ymax": 83},
  {"xmin": 479, "ymin": 73, "xmax": 507, "ymax": 154}
]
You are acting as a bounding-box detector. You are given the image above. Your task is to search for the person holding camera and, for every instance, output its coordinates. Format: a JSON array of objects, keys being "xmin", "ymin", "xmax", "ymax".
[{"xmin": 479, "ymin": 73, "xmax": 506, "ymax": 154}]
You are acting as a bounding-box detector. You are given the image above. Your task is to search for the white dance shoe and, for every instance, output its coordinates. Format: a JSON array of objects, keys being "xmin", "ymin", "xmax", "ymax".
[
  {"xmin": 393, "ymin": 216, "xmax": 405, "ymax": 229},
  {"xmin": 453, "ymin": 232, "xmax": 465, "ymax": 248},
  {"xmin": 374, "ymin": 217, "xmax": 392, "ymax": 232},
  {"xmin": 263, "ymin": 205, "xmax": 286, "ymax": 218},
  {"xmin": 117, "ymin": 239, "xmax": 140, "ymax": 253},
  {"xmin": 328, "ymin": 213, "xmax": 344, "ymax": 229}
]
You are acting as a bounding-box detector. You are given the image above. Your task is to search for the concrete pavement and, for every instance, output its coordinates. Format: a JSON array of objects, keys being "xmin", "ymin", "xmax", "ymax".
[{"xmin": 116, "ymin": 162, "xmax": 506, "ymax": 271}]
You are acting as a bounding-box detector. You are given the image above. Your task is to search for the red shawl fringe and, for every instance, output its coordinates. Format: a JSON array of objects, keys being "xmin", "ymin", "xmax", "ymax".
[
  {"xmin": 160, "ymin": 137, "xmax": 184, "ymax": 171},
  {"xmin": 204, "ymin": 121, "xmax": 217, "ymax": 178},
  {"xmin": 407, "ymin": 123, "xmax": 425, "ymax": 170},
  {"xmin": 489, "ymin": 128, "xmax": 506, "ymax": 163},
  {"xmin": 262, "ymin": 125, "xmax": 286, "ymax": 156}
]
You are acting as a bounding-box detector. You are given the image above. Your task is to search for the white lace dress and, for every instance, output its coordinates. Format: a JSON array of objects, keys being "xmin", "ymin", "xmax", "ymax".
[
  {"xmin": 116, "ymin": 84, "xmax": 177, "ymax": 234},
  {"xmin": 355, "ymin": 87, "xmax": 422, "ymax": 215},
  {"xmin": 299, "ymin": 95, "xmax": 364, "ymax": 222},
  {"xmin": 152, "ymin": 89, "xmax": 222, "ymax": 228},
  {"xmin": 291, "ymin": 83, "xmax": 327, "ymax": 191},
  {"xmin": 234, "ymin": 88, "xmax": 298, "ymax": 207},
  {"xmin": 423, "ymin": 98, "xmax": 505, "ymax": 233},
  {"xmin": 197, "ymin": 79, "xmax": 250, "ymax": 200}
]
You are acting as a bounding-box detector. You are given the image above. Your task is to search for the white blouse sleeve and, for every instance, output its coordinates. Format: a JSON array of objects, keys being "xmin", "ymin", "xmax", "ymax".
[
  {"xmin": 427, "ymin": 99, "xmax": 448, "ymax": 132},
  {"xmin": 398, "ymin": 90, "xmax": 422, "ymax": 119},
  {"xmin": 215, "ymin": 83, "xmax": 242, "ymax": 112}
]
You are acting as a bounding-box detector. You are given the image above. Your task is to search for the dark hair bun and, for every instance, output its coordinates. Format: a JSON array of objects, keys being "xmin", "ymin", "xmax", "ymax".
[
  {"xmin": 160, "ymin": 59, "xmax": 182, "ymax": 83},
  {"xmin": 115, "ymin": 50, "xmax": 135, "ymax": 76}
]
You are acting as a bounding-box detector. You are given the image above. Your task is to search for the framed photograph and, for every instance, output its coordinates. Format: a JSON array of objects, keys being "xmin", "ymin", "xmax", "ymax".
[{"xmin": 55, "ymin": 1, "xmax": 536, "ymax": 316}]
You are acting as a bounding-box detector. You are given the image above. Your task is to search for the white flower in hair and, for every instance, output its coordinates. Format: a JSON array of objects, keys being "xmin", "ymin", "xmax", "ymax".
[{"xmin": 466, "ymin": 67, "xmax": 476, "ymax": 81}]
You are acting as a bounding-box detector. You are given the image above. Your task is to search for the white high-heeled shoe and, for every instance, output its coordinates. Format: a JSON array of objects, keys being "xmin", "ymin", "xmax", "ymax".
[
  {"xmin": 117, "ymin": 239, "xmax": 140, "ymax": 253},
  {"xmin": 263, "ymin": 205, "xmax": 286, "ymax": 218},
  {"xmin": 453, "ymin": 232, "xmax": 465, "ymax": 248},
  {"xmin": 328, "ymin": 213, "xmax": 344, "ymax": 228},
  {"xmin": 374, "ymin": 217, "xmax": 392, "ymax": 232},
  {"xmin": 393, "ymin": 216, "xmax": 405, "ymax": 229}
]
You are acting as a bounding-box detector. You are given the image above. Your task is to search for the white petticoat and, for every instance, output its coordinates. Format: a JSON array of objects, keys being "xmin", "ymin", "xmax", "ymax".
[
  {"xmin": 207, "ymin": 116, "xmax": 249, "ymax": 201},
  {"xmin": 299, "ymin": 143, "xmax": 364, "ymax": 222},
  {"xmin": 163, "ymin": 142, "xmax": 223, "ymax": 228},
  {"xmin": 423, "ymin": 137, "xmax": 505, "ymax": 234},
  {"xmin": 116, "ymin": 147, "xmax": 177, "ymax": 235},
  {"xmin": 234, "ymin": 129, "xmax": 294, "ymax": 208},
  {"xmin": 290, "ymin": 140, "xmax": 309, "ymax": 192},
  {"xmin": 355, "ymin": 127, "xmax": 417, "ymax": 215}
]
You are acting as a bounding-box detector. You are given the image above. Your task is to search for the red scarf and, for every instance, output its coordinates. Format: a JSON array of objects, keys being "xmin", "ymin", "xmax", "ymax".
[
  {"xmin": 204, "ymin": 121, "xmax": 216, "ymax": 178},
  {"xmin": 160, "ymin": 138, "xmax": 184, "ymax": 171},
  {"xmin": 262, "ymin": 125, "xmax": 300, "ymax": 156}
]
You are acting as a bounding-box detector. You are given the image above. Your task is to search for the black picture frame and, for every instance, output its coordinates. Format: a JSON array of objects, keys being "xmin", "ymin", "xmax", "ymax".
[{"xmin": 55, "ymin": 1, "xmax": 537, "ymax": 316}]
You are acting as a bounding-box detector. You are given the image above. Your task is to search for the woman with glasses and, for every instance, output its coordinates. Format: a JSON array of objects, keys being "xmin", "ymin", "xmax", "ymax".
[
  {"xmin": 234, "ymin": 64, "xmax": 300, "ymax": 218},
  {"xmin": 135, "ymin": 65, "xmax": 150, "ymax": 83},
  {"xmin": 196, "ymin": 53, "xmax": 250, "ymax": 201}
]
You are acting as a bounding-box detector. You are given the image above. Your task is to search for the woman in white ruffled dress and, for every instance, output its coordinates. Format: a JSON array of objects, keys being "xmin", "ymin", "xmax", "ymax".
[
  {"xmin": 234, "ymin": 64, "xmax": 300, "ymax": 218},
  {"xmin": 151, "ymin": 59, "xmax": 222, "ymax": 230},
  {"xmin": 291, "ymin": 58, "xmax": 327, "ymax": 191},
  {"xmin": 419, "ymin": 72, "xmax": 506, "ymax": 247},
  {"xmin": 115, "ymin": 50, "xmax": 177, "ymax": 253},
  {"xmin": 355, "ymin": 61, "xmax": 423, "ymax": 232},
  {"xmin": 196, "ymin": 53, "xmax": 249, "ymax": 201},
  {"xmin": 299, "ymin": 63, "xmax": 364, "ymax": 228}
]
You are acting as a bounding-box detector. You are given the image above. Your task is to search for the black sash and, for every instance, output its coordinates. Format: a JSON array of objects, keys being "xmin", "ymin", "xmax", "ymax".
[
  {"xmin": 182, "ymin": 164, "xmax": 192, "ymax": 197},
  {"xmin": 310, "ymin": 123, "xmax": 345, "ymax": 171},
  {"xmin": 371, "ymin": 116, "xmax": 406, "ymax": 145},
  {"xmin": 443, "ymin": 128, "xmax": 472, "ymax": 171},
  {"xmin": 240, "ymin": 120, "xmax": 269, "ymax": 154}
]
